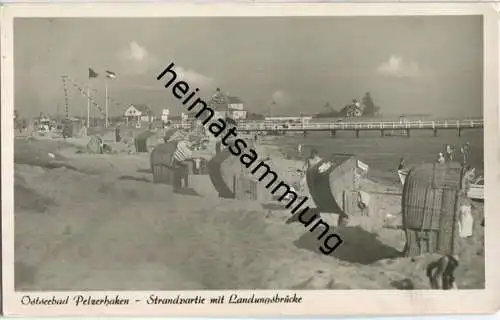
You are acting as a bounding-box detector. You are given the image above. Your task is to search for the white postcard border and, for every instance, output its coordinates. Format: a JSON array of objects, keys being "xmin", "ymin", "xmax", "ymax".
[{"xmin": 2, "ymin": 2, "xmax": 499, "ymax": 316}]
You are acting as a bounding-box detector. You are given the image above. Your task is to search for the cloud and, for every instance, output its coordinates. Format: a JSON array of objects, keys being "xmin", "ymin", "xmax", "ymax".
[
  {"xmin": 175, "ymin": 66, "xmax": 214, "ymax": 88},
  {"xmin": 377, "ymin": 55, "xmax": 421, "ymax": 78},
  {"xmin": 118, "ymin": 41, "xmax": 156, "ymax": 75},
  {"xmin": 117, "ymin": 41, "xmax": 214, "ymax": 87},
  {"xmin": 272, "ymin": 90, "xmax": 291, "ymax": 105},
  {"xmin": 122, "ymin": 41, "xmax": 148, "ymax": 62}
]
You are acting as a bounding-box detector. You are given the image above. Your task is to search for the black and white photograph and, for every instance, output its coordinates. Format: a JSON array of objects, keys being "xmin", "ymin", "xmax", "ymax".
[{"xmin": 2, "ymin": 2, "xmax": 499, "ymax": 317}]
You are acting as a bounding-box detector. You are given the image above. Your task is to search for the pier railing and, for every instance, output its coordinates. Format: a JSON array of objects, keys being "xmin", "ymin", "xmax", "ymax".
[
  {"xmin": 236, "ymin": 119, "xmax": 484, "ymax": 131},
  {"xmin": 169, "ymin": 119, "xmax": 483, "ymax": 131}
]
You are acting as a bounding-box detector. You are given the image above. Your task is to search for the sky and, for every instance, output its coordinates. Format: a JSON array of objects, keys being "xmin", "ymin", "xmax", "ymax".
[{"xmin": 14, "ymin": 16, "xmax": 483, "ymax": 118}]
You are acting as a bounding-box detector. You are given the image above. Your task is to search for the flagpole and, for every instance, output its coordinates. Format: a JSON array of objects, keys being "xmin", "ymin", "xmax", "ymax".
[
  {"xmin": 87, "ymin": 84, "xmax": 90, "ymax": 128},
  {"xmin": 105, "ymin": 79, "xmax": 109, "ymax": 128}
]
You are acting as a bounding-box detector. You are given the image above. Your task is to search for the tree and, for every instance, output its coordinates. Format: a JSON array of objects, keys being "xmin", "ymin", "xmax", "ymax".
[
  {"xmin": 313, "ymin": 102, "xmax": 340, "ymax": 118},
  {"xmin": 361, "ymin": 92, "xmax": 381, "ymax": 116}
]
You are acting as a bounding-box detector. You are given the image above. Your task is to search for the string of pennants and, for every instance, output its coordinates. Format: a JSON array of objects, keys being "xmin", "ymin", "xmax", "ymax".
[
  {"xmin": 87, "ymin": 87, "xmax": 128, "ymax": 113},
  {"xmin": 61, "ymin": 76, "xmax": 70, "ymax": 118},
  {"xmin": 64, "ymin": 77, "xmax": 128, "ymax": 115},
  {"xmin": 63, "ymin": 76, "xmax": 105, "ymax": 114}
]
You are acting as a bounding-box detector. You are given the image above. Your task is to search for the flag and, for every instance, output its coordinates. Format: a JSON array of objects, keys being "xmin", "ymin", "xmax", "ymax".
[
  {"xmin": 88, "ymin": 68, "xmax": 99, "ymax": 78},
  {"xmin": 106, "ymin": 70, "xmax": 117, "ymax": 79}
]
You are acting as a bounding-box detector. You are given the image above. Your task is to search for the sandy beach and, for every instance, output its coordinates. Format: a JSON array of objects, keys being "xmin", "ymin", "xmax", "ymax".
[{"xmin": 13, "ymin": 132, "xmax": 485, "ymax": 291}]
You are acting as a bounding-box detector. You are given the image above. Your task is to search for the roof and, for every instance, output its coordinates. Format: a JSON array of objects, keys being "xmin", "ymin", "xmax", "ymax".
[
  {"xmin": 201, "ymin": 89, "xmax": 246, "ymax": 112},
  {"xmin": 265, "ymin": 116, "xmax": 312, "ymax": 121},
  {"xmin": 227, "ymin": 96, "xmax": 244, "ymax": 104},
  {"xmin": 207, "ymin": 92, "xmax": 228, "ymax": 111},
  {"xmin": 130, "ymin": 104, "xmax": 152, "ymax": 114},
  {"xmin": 212, "ymin": 103, "xmax": 227, "ymax": 112}
]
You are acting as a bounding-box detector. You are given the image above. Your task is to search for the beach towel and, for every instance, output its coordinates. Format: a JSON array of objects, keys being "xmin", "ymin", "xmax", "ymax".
[
  {"xmin": 458, "ymin": 203, "xmax": 473, "ymax": 238},
  {"xmin": 173, "ymin": 140, "xmax": 193, "ymax": 162}
]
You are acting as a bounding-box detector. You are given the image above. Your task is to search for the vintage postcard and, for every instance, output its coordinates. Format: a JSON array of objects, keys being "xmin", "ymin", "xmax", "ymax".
[{"xmin": 2, "ymin": 2, "xmax": 499, "ymax": 317}]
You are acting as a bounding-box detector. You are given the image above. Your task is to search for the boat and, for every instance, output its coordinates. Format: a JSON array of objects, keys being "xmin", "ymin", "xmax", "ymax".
[{"xmin": 467, "ymin": 176, "xmax": 484, "ymax": 201}]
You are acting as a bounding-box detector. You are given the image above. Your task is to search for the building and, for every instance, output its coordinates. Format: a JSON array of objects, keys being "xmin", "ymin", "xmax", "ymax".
[
  {"xmin": 226, "ymin": 96, "xmax": 247, "ymax": 120},
  {"xmin": 209, "ymin": 101, "xmax": 228, "ymax": 120},
  {"xmin": 124, "ymin": 104, "xmax": 155, "ymax": 123},
  {"xmin": 208, "ymin": 88, "xmax": 229, "ymax": 119},
  {"xmin": 161, "ymin": 109, "xmax": 170, "ymax": 123},
  {"xmin": 342, "ymin": 100, "xmax": 364, "ymax": 117},
  {"xmin": 345, "ymin": 105, "xmax": 363, "ymax": 117},
  {"xmin": 186, "ymin": 88, "xmax": 248, "ymax": 121}
]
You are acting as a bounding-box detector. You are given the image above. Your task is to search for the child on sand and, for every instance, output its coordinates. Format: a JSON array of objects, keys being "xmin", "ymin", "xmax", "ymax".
[{"xmin": 427, "ymin": 255, "xmax": 459, "ymax": 290}]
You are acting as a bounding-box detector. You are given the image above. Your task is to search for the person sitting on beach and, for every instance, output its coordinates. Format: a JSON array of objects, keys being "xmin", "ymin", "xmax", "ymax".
[
  {"xmin": 171, "ymin": 139, "xmax": 213, "ymax": 192},
  {"xmin": 437, "ymin": 152, "xmax": 446, "ymax": 164},
  {"xmin": 445, "ymin": 145, "xmax": 453, "ymax": 162},
  {"xmin": 398, "ymin": 157, "xmax": 406, "ymax": 171},
  {"xmin": 461, "ymin": 166, "xmax": 476, "ymax": 197},
  {"xmin": 303, "ymin": 149, "xmax": 322, "ymax": 172},
  {"xmin": 297, "ymin": 144, "xmax": 303, "ymax": 155},
  {"xmin": 299, "ymin": 149, "xmax": 323, "ymax": 197},
  {"xmin": 461, "ymin": 142, "xmax": 471, "ymax": 165}
]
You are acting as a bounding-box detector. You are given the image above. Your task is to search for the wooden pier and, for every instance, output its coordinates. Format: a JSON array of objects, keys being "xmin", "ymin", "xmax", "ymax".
[{"xmin": 236, "ymin": 119, "xmax": 483, "ymax": 138}]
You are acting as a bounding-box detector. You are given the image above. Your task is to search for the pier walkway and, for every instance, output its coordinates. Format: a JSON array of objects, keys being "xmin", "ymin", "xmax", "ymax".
[
  {"xmin": 171, "ymin": 119, "xmax": 483, "ymax": 137},
  {"xmin": 236, "ymin": 119, "xmax": 483, "ymax": 137}
]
